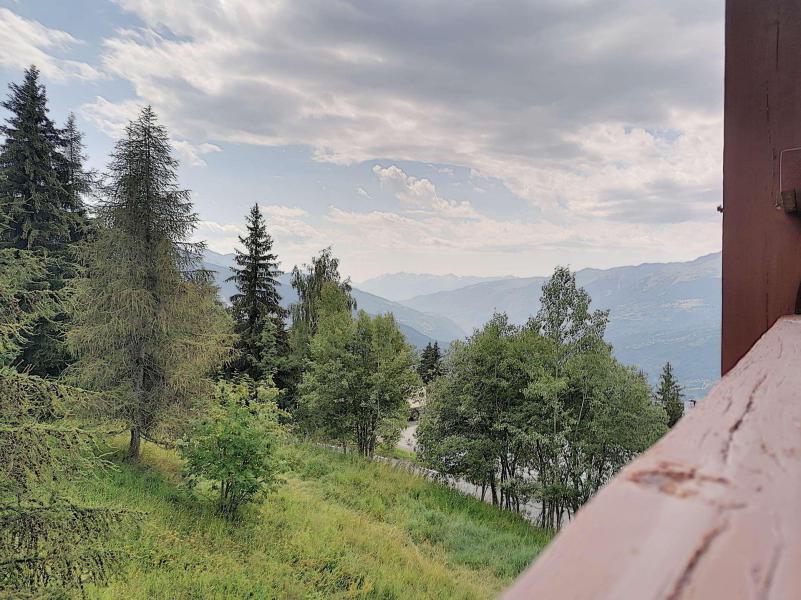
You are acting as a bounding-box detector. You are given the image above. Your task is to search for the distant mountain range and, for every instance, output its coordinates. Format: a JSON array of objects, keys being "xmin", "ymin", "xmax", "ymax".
[
  {"xmin": 203, "ymin": 249, "xmax": 722, "ymax": 398},
  {"xmin": 401, "ymin": 253, "xmax": 721, "ymax": 398},
  {"xmin": 201, "ymin": 250, "xmax": 465, "ymax": 348},
  {"xmin": 356, "ymin": 272, "xmax": 512, "ymax": 302}
]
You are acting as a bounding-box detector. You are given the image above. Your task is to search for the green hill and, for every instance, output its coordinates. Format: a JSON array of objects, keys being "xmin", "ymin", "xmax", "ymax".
[{"xmin": 72, "ymin": 440, "xmax": 550, "ymax": 599}]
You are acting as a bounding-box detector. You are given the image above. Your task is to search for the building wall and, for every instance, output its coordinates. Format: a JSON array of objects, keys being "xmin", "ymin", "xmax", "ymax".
[{"xmin": 722, "ymin": 0, "xmax": 801, "ymax": 373}]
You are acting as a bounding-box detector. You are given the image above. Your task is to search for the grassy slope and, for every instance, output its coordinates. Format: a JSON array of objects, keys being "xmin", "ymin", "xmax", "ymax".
[{"xmin": 70, "ymin": 441, "xmax": 551, "ymax": 599}]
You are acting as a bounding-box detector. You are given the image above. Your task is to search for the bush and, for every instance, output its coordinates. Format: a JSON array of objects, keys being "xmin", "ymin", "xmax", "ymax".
[{"xmin": 179, "ymin": 381, "xmax": 285, "ymax": 518}]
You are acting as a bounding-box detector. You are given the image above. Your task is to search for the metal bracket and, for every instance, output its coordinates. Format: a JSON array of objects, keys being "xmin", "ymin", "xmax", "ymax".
[{"xmin": 779, "ymin": 147, "xmax": 801, "ymax": 214}]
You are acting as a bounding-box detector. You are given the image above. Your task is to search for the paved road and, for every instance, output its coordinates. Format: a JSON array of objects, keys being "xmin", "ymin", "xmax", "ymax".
[{"xmin": 398, "ymin": 421, "xmax": 418, "ymax": 452}]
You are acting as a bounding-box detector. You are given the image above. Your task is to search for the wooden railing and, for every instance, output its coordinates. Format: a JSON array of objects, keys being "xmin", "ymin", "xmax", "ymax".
[{"xmin": 503, "ymin": 315, "xmax": 801, "ymax": 599}]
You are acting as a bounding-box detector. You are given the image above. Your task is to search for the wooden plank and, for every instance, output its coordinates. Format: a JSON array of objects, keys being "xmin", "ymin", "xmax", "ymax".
[{"xmin": 503, "ymin": 316, "xmax": 801, "ymax": 600}]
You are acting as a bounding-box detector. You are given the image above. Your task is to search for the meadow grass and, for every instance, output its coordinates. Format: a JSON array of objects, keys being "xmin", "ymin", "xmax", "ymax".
[{"xmin": 71, "ymin": 440, "xmax": 551, "ymax": 599}]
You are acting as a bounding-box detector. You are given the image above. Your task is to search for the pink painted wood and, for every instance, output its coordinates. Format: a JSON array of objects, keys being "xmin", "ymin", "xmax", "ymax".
[{"xmin": 504, "ymin": 316, "xmax": 801, "ymax": 600}]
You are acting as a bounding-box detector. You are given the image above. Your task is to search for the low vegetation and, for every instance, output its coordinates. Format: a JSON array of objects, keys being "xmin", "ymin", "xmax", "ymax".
[{"xmin": 72, "ymin": 441, "xmax": 550, "ymax": 599}]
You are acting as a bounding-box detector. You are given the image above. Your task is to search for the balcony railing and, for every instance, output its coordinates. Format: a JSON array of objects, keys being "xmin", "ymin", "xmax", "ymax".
[{"xmin": 503, "ymin": 315, "xmax": 801, "ymax": 599}]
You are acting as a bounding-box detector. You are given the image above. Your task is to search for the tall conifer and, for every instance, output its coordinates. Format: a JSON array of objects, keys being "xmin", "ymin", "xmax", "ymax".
[
  {"xmin": 0, "ymin": 66, "xmax": 81, "ymax": 251},
  {"xmin": 69, "ymin": 107, "xmax": 231, "ymax": 460},
  {"xmin": 0, "ymin": 67, "xmax": 87, "ymax": 375},
  {"xmin": 226, "ymin": 203, "xmax": 287, "ymax": 383},
  {"xmin": 655, "ymin": 361, "xmax": 684, "ymax": 427}
]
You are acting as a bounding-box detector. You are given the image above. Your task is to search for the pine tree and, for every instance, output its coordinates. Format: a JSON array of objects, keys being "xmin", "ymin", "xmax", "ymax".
[
  {"xmin": 69, "ymin": 107, "xmax": 231, "ymax": 461},
  {"xmin": 0, "ymin": 67, "xmax": 88, "ymax": 376},
  {"xmin": 0, "ymin": 66, "xmax": 81, "ymax": 251},
  {"xmin": 655, "ymin": 361, "xmax": 685, "ymax": 427},
  {"xmin": 226, "ymin": 203, "xmax": 287, "ymax": 383},
  {"xmin": 0, "ymin": 249, "xmax": 135, "ymax": 596},
  {"xmin": 418, "ymin": 341, "xmax": 444, "ymax": 384},
  {"xmin": 57, "ymin": 112, "xmax": 92, "ymax": 241}
]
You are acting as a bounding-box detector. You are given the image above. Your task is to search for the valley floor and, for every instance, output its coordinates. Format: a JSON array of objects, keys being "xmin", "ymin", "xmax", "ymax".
[{"xmin": 72, "ymin": 440, "xmax": 551, "ymax": 599}]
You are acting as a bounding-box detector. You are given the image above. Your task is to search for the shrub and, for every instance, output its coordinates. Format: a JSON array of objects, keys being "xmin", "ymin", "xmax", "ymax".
[{"xmin": 179, "ymin": 381, "xmax": 284, "ymax": 518}]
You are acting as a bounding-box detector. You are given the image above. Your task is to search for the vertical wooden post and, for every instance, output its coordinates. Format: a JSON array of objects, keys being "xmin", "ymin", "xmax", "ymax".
[{"xmin": 722, "ymin": 0, "xmax": 801, "ymax": 373}]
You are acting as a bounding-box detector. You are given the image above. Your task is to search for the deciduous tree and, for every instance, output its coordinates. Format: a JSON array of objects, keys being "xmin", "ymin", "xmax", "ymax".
[{"xmin": 299, "ymin": 283, "xmax": 418, "ymax": 456}]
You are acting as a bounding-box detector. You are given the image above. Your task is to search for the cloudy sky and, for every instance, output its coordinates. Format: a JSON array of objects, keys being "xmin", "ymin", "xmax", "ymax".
[{"xmin": 0, "ymin": 0, "xmax": 723, "ymax": 281}]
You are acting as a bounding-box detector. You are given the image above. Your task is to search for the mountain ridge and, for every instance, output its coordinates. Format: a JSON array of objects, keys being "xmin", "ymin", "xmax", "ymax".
[
  {"xmin": 203, "ymin": 250, "xmax": 722, "ymax": 397},
  {"xmin": 201, "ymin": 253, "xmax": 465, "ymax": 349},
  {"xmin": 399, "ymin": 252, "xmax": 722, "ymax": 398}
]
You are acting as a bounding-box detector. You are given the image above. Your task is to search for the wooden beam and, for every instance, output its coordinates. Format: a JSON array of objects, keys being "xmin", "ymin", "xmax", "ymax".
[{"xmin": 504, "ymin": 316, "xmax": 801, "ymax": 599}]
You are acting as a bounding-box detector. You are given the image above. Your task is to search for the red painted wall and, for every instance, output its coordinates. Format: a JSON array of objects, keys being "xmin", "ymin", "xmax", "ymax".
[{"xmin": 722, "ymin": 0, "xmax": 801, "ymax": 373}]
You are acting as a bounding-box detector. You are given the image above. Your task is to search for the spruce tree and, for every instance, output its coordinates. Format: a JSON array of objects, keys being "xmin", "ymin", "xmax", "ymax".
[
  {"xmin": 69, "ymin": 107, "xmax": 231, "ymax": 460},
  {"xmin": 57, "ymin": 112, "xmax": 92, "ymax": 240},
  {"xmin": 226, "ymin": 203, "xmax": 287, "ymax": 383},
  {"xmin": 655, "ymin": 362, "xmax": 685, "ymax": 427},
  {"xmin": 0, "ymin": 67, "xmax": 88, "ymax": 376},
  {"xmin": 418, "ymin": 343, "xmax": 433, "ymax": 382},
  {"xmin": 0, "ymin": 66, "xmax": 71, "ymax": 250},
  {"xmin": 418, "ymin": 341, "xmax": 444, "ymax": 384}
]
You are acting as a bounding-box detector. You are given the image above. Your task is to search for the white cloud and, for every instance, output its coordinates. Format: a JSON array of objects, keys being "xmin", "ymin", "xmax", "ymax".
[
  {"xmin": 97, "ymin": 0, "xmax": 723, "ymax": 236},
  {"xmin": 80, "ymin": 96, "xmax": 140, "ymax": 137},
  {"xmin": 372, "ymin": 164, "xmax": 479, "ymax": 219},
  {"xmin": 260, "ymin": 205, "xmax": 308, "ymax": 218},
  {"xmin": 0, "ymin": 8, "xmax": 101, "ymax": 81},
  {"xmin": 172, "ymin": 140, "xmax": 221, "ymax": 167},
  {"xmin": 81, "ymin": 96, "xmax": 222, "ymax": 167}
]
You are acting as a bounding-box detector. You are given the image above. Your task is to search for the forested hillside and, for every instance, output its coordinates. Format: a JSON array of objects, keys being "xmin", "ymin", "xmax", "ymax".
[
  {"xmin": 402, "ymin": 254, "xmax": 721, "ymax": 397},
  {"xmin": 207, "ymin": 250, "xmax": 721, "ymax": 397}
]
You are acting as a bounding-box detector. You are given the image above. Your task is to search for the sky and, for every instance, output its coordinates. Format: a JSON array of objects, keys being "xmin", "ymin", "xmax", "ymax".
[{"xmin": 0, "ymin": 0, "xmax": 724, "ymax": 281}]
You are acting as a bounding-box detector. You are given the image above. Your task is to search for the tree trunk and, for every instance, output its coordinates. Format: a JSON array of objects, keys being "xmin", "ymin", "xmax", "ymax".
[{"xmin": 127, "ymin": 426, "xmax": 141, "ymax": 461}]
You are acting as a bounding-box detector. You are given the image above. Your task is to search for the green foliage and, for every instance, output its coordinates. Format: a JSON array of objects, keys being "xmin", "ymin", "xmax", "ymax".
[
  {"xmin": 419, "ymin": 267, "xmax": 668, "ymax": 529},
  {"xmin": 226, "ymin": 204, "xmax": 288, "ymax": 385},
  {"xmin": 0, "ymin": 66, "xmax": 84, "ymax": 252},
  {"xmin": 417, "ymin": 341, "xmax": 443, "ymax": 384},
  {"xmin": 180, "ymin": 380, "xmax": 284, "ymax": 518},
  {"xmin": 69, "ymin": 441, "xmax": 549, "ymax": 599},
  {"xmin": 418, "ymin": 314, "xmax": 548, "ymax": 511},
  {"xmin": 289, "ymin": 247, "xmax": 355, "ymax": 339},
  {"xmin": 68, "ymin": 107, "xmax": 232, "ymax": 460},
  {"xmin": 0, "ymin": 370, "xmax": 138, "ymax": 597},
  {"xmin": 655, "ymin": 361, "xmax": 685, "ymax": 427},
  {"xmin": 0, "ymin": 250, "xmax": 57, "ymax": 368},
  {"xmin": 284, "ymin": 247, "xmax": 355, "ymax": 409},
  {"xmin": 299, "ymin": 284, "xmax": 420, "ymax": 456},
  {"xmin": 0, "ymin": 260, "xmax": 136, "ymax": 596},
  {"xmin": 0, "ymin": 67, "xmax": 89, "ymax": 376}
]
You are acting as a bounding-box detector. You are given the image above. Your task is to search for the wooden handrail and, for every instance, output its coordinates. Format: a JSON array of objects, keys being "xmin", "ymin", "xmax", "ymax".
[{"xmin": 504, "ymin": 315, "xmax": 801, "ymax": 599}]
